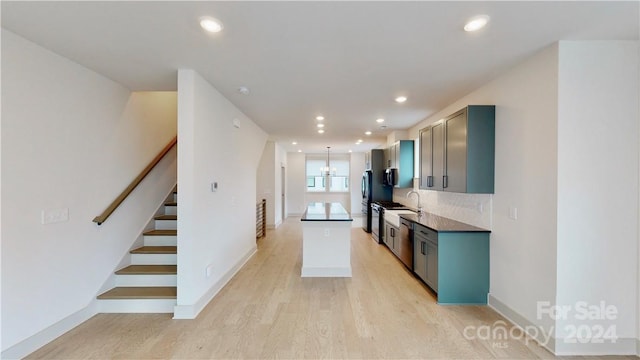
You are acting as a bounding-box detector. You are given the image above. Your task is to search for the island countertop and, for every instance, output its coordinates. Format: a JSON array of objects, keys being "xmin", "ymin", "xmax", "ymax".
[
  {"xmin": 400, "ymin": 212, "xmax": 490, "ymax": 233},
  {"xmin": 301, "ymin": 202, "xmax": 353, "ymax": 222}
]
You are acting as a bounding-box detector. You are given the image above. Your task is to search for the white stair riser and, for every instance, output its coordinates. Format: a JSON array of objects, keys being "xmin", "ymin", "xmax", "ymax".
[
  {"xmin": 98, "ymin": 299, "xmax": 176, "ymax": 313},
  {"xmin": 115, "ymin": 274, "xmax": 177, "ymax": 287},
  {"xmin": 164, "ymin": 205, "xmax": 177, "ymax": 215},
  {"xmin": 144, "ymin": 235, "xmax": 177, "ymax": 246},
  {"xmin": 155, "ymin": 219, "xmax": 177, "ymax": 230},
  {"xmin": 131, "ymin": 253, "xmax": 177, "ymax": 265}
]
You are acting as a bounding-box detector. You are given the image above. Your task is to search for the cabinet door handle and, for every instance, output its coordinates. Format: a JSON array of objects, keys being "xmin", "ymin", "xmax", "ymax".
[
  {"xmin": 390, "ymin": 228, "xmax": 395, "ymax": 237},
  {"xmin": 443, "ymin": 175, "xmax": 448, "ymax": 188},
  {"xmin": 421, "ymin": 241, "xmax": 425, "ymax": 255},
  {"xmin": 427, "ymin": 176, "xmax": 433, "ymax": 187}
]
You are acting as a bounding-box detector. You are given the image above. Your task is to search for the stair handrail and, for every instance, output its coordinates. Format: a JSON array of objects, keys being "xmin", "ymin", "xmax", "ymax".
[{"xmin": 93, "ymin": 136, "xmax": 177, "ymax": 225}]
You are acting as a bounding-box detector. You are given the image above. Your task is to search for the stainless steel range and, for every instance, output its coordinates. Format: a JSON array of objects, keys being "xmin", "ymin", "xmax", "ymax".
[{"xmin": 371, "ymin": 201, "xmax": 410, "ymax": 243}]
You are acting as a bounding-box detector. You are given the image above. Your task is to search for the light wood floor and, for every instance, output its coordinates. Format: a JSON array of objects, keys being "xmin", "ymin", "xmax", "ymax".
[{"xmin": 26, "ymin": 218, "xmax": 633, "ymax": 359}]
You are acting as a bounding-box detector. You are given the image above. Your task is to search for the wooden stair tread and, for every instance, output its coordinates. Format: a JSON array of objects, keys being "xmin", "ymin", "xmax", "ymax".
[
  {"xmin": 154, "ymin": 215, "xmax": 177, "ymax": 220},
  {"xmin": 164, "ymin": 202, "xmax": 177, "ymax": 206},
  {"xmin": 144, "ymin": 229, "xmax": 176, "ymax": 236},
  {"xmin": 130, "ymin": 246, "xmax": 176, "ymax": 254},
  {"xmin": 97, "ymin": 287, "xmax": 176, "ymax": 299},
  {"xmin": 115, "ymin": 265, "xmax": 177, "ymax": 275}
]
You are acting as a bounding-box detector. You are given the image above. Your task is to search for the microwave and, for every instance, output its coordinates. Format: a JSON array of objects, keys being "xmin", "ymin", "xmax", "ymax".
[{"xmin": 384, "ymin": 168, "xmax": 397, "ymax": 187}]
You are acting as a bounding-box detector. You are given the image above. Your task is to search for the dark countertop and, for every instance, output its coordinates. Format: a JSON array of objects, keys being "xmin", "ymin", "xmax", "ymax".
[
  {"xmin": 301, "ymin": 202, "xmax": 353, "ymax": 222},
  {"xmin": 400, "ymin": 212, "xmax": 490, "ymax": 233}
]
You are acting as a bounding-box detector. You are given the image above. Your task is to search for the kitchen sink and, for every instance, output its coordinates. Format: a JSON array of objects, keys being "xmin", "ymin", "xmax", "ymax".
[{"xmin": 384, "ymin": 210, "xmax": 416, "ymax": 227}]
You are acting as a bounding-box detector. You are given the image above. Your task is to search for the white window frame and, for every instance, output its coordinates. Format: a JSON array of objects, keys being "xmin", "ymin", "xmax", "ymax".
[{"xmin": 305, "ymin": 153, "xmax": 350, "ymax": 193}]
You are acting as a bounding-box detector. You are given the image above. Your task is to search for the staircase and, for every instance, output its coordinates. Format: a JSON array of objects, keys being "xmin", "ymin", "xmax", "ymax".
[{"xmin": 97, "ymin": 189, "xmax": 178, "ymax": 313}]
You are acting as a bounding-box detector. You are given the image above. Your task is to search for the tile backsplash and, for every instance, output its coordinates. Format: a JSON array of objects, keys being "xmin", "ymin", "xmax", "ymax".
[{"xmin": 393, "ymin": 179, "xmax": 492, "ymax": 230}]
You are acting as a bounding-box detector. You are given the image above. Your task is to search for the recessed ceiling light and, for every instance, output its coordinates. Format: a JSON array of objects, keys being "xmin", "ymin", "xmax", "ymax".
[
  {"xmin": 348, "ymin": 150, "xmax": 353, "ymax": 153},
  {"xmin": 237, "ymin": 86, "xmax": 250, "ymax": 95},
  {"xmin": 355, "ymin": 142, "xmax": 361, "ymax": 145},
  {"xmin": 316, "ymin": 116, "xmax": 325, "ymax": 121},
  {"xmin": 199, "ymin": 16, "xmax": 223, "ymax": 33},
  {"xmin": 357, "ymin": 139, "xmax": 363, "ymax": 143},
  {"xmin": 292, "ymin": 141, "xmax": 297, "ymax": 145},
  {"xmin": 395, "ymin": 96, "xmax": 407, "ymax": 103},
  {"xmin": 318, "ymin": 129, "xmax": 325, "ymax": 134},
  {"xmin": 365, "ymin": 131, "xmax": 372, "ymax": 135},
  {"xmin": 298, "ymin": 149, "xmax": 302, "ymax": 153},
  {"xmin": 317, "ymin": 123, "xmax": 325, "ymax": 128},
  {"xmin": 376, "ymin": 118, "xmax": 385, "ymax": 123},
  {"xmin": 464, "ymin": 15, "xmax": 490, "ymax": 32}
]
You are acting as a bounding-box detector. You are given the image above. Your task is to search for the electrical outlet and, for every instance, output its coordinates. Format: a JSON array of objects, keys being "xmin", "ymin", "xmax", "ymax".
[
  {"xmin": 206, "ymin": 264, "xmax": 214, "ymax": 277},
  {"xmin": 324, "ymin": 228, "xmax": 330, "ymax": 237},
  {"xmin": 477, "ymin": 203, "xmax": 484, "ymax": 213},
  {"xmin": 211, "ymin": 182, "xmax": 218, "ymax": 192},
  {"xmin": 41, "ymin": 208, "xmax": 69, "ymax": 224}
]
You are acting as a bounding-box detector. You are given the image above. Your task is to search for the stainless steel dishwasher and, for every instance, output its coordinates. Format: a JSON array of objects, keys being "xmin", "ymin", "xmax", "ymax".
[
  {"xmin": 371, "ymin": 203, "xmax": 382, "ymax": 243},
  {"xmin": 399, "ymin": 218, "xmax": 413, "ymax": 268}
]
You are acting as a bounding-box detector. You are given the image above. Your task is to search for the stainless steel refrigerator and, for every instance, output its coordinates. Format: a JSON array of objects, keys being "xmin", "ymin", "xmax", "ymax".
[{"xmin": 361, "ymin": 149, "xmax": 392, "ymax": 232}]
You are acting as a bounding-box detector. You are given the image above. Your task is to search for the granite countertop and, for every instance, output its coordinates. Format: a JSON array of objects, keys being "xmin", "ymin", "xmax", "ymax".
[
  {"xmin": 301, "ymin": 202, "xmax": 353, "ymax": 221},
  {"xmin": 400, "ymin": 212, "xmax": 490, "ymax": 233}
]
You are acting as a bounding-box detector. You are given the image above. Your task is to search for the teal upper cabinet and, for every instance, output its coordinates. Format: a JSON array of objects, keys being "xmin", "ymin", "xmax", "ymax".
[
  {"xmin": 420, "ymin": 105, "xmax": 495, "ymax": 194},
  {"xmin": 389, "ymin": 140, "xmax": 414, "ymax": 188}
]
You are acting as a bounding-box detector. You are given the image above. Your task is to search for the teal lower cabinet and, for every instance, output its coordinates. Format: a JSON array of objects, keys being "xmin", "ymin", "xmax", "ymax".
[{"xmin": 413, "ymin": 224, "xmax": 489, "ymax": 305}]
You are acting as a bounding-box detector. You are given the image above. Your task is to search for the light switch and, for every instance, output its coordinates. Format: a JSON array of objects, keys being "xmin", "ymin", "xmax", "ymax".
[
  {"xmin": 211, "ymin": 182, "xmax": 218, "ymax": 192},
  {"xmin": 509, "ymin": 206, "xmax": 518, "ymax": 220},
  {"xmin": 41, "ymin": 208, "xmax": 69, "ymax": 224}
]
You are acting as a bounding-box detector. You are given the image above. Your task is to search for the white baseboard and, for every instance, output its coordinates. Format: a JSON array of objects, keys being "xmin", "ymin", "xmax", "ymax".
[
  {"xmin": 1, "ymin": 301, "xmax": 98, "ymax": 360},
  {"xmin": 267, "ymin": 219, "xmax": 283, "ymax": 229},
  {"xmin": 98, "ymin": 299, "xmax": 176, "ymax": 313},
  {"xmin": 173, "ymin": 245, "xmax": 257, "ymax": 319},
  {"xmin": 488, "ymin": 293, "xmax": 556, "ymax": 353},
  {"xmin": 488, "ymin": 294, "xmax": 638, "ymax": 356}
]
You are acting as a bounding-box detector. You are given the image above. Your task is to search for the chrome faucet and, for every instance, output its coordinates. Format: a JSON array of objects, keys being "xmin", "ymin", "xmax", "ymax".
[{"xmin": 406, "ymin": 190, "xmax": 423, "ymax": 214}]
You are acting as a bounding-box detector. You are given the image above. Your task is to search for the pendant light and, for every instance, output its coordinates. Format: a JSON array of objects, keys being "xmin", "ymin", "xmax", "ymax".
[{"xmin": 320, "ymin": 146, "xmax": 337, "ymax": 176}]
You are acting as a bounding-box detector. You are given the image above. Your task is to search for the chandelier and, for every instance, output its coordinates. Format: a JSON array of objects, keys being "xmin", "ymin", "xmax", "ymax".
[{"xmin": 320, "ymin": 146, "xmax": 337, "ymax": 176}]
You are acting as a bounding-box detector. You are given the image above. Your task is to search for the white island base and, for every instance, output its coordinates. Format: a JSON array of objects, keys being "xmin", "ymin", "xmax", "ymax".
[{"xmin": 300, "ymin": 202, "xmax": 353, "ymax": 277}]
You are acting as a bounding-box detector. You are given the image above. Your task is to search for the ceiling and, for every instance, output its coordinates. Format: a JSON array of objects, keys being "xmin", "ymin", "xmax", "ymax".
[{"xmin": 2, "ymin": 1, "xmax": 638, "ymax": 154}]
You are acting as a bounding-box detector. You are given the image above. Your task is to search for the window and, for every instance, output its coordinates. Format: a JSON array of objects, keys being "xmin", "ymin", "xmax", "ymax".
[{"xmin": 306, "ymin": 154, "xmax": 350, "ymax": 192}]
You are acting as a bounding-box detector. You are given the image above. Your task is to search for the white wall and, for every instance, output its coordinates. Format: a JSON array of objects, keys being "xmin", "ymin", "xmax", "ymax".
[
  {"xmin": 556, "ymin": 41, "xmax": 639, "ymax": 354},
  {"xmin": 286, "ymin": 152, "xmax": 306, "ymax": 216},
  {"xmin": 257, "ymin": 142, "xmax": 276, "ymax": 226},
  {"xmin": 406, "ymin": 44, "xmax": 560, "ymax": 334},
  {"xmin": 1, "ymin": 30, "xmax": 177, "ymax": 354},
  {"xmin": 274, "ymin": 143, "xmax": 287, "ymax": 225},
  {"xmin": 256, "ymin": 141, "xmax": 287, "ymax": 227},
  {"xmin": 175, "ymin": 69, "xmax": 267, "ymax": 319}
]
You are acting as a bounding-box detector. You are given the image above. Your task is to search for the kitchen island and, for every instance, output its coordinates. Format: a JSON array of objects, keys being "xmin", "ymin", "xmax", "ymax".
[{"xmin": 300, "ymin": 202, "xmax": 353, "ymax": 277}]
